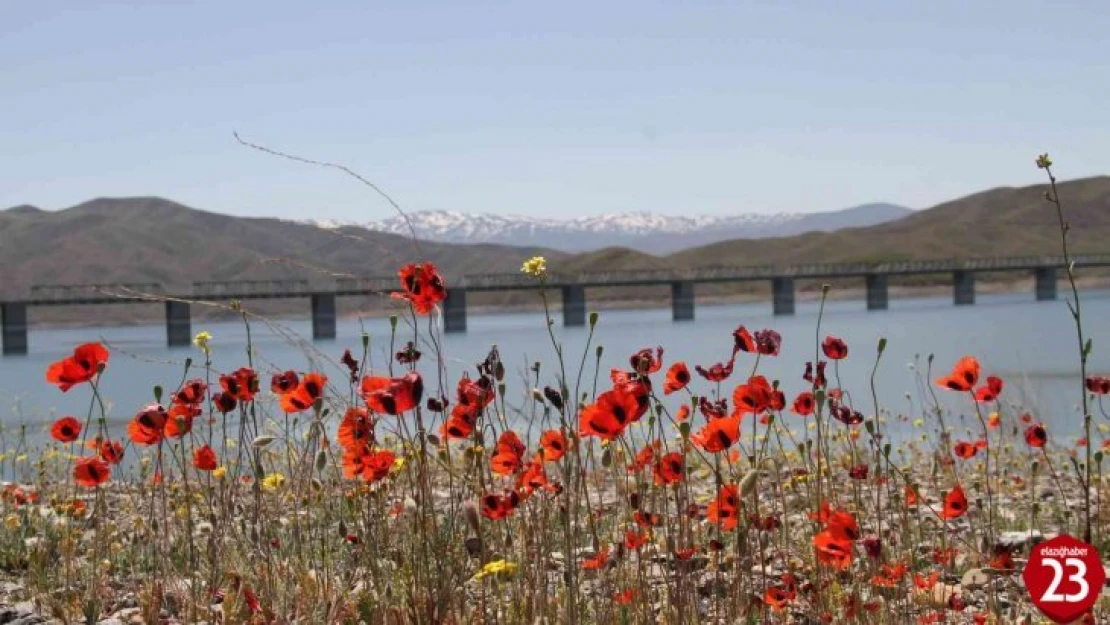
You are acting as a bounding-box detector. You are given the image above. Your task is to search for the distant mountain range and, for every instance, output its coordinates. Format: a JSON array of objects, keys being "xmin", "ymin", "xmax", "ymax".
[{"xmin": 307, "ymin": 203, "xmax": 914, "ymax": 253}]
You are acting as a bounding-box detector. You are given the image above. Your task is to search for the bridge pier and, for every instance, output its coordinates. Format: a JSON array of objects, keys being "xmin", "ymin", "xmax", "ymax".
[
  {"xmin": 1, "ymin": 304, "xmax": 28, "ymax": 355},
  {"xmin": 671, "ymin": 281, "xmax": 695, "ymax": 321},
  {"xmin": 165, "ymin": 301, "xmax": 191, "ymax": 347},
  {"xmin": 772, "ymin": 277, "xmax": 795, "ymax": 315},
  {"xmin": 865, "ymin": 274, "xmax": 888, "ymax": 310},
  {"xmin": 1035, "ymin": 267, "xmax": 1057, "ymax": 301},
  {"xmin": 953, "ymin": 271, "xmax": 975, "ymax": 306},
  {"xmin": 311, "ymin": 294, "xmax": 337, "ymax": 340},
  {"xmin": 562, "ymin": 285, "xmax": 586, "ymax": 327},
  {"xmin": 444, "ymin": 289, "xmax": 467, "ymax": 333}
]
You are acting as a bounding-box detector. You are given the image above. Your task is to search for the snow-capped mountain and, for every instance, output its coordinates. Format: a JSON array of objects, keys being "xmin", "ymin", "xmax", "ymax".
[{"xmin": 308, "ymin": 203, "xmax": 912, "ymax": 254}]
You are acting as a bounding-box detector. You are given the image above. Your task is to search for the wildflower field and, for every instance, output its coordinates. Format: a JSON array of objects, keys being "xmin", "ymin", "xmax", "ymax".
[{"xmin": 1, "ymin": 157, "xmax": 1108, "ymax": 624}]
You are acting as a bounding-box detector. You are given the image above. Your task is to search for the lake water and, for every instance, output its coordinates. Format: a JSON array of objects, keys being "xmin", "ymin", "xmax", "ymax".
[{"xmin": 2, "ymin": 290, "xmax": 1108, "ymax": 449}]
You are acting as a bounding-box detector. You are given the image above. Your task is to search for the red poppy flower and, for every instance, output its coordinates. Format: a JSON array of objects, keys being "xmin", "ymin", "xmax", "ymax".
[
  {"xmin": 337, "ymin": 407, "xmax": 375, "ymax": 452},
  {"xmin": 212, "ymin": 392, "xmax": 237, "ymax": 414},
  {"xmin": 676, "ymin": 405, "xmax": 691, "ymax": 422},
  {"xmin": 1025, "ymin": 423, "xmax": 1048, "ymax": 448},
  {"xmin": 579, "ymin": 387, "xmax": 639, "ymax": 441},
  {"xmin": 193, "ymin": 444, "xmax": 218, "ymax": 471},
  {"xmin": 989, "ymin": 545, "xmax": 1016, "ymax": 571},
  {"xmin": 46, "ymin": 342, "xmax": 109, "ymax": 392},
  {"xmin": 479, "ymin": 491, "xmax": 519, "ymax": 520},
  {"xmin": 612, "ymin": 589, "xmax": 635, "ymax": 605},
  {"xmin": 695, "ymin": 356, "xmax": 736, "ymax": 382},
  {"xmin": 392, "ymin": 262, "xmax": 447, "ymax": 315},
  {"xmin": 539, "ymin": 430, "xmax": 567, "ymax": 461},
  {"xmin": 848, "ymin": 464, "xmax": 869, "ymax": 480},
  {"xmin": 127, "ymin": 404, "xmax": 168, "ymax": 446},
  {"xmin": 582, "ymin": 547, "xmax": 610, "ymax": 570},
  {"xmin": 706, "ymin": 484, "xmax": 741, "ymax": 530},
  {"xmin": 765, "ymin": 584, "xmax": 796, "ymax": 612},
  {"xmin": 165, "ymin": 403, "xmax": 200, "ymax": 438},
  {"xmin": 361, "ymin": 372, "xmax": 423, "ymax": 415},
  {"xmin": 270, "ymin": 371, "xmax": 299, "ymax": 395},
  {"xmin": 96, "ymin": 439, "xmax": 124, "ymax": 465},
  {"xmin": 627, "ymin": 442, "xmax": 657, "ymax": 473},
  {"xmin": 792, "ymin": 392, "xmax": 815, "ymax": 416},
  {"xmin": 50, "ymin": 416, "xmax": 82, "ymax": 443},
  {"xmin": 664, "ymin": 362, "xmax": 690, "ymax": 395},
  {"xmin": 941, "ymin": 485, "xmax": 967, "ymax": 519},
  {"xmin": 733, "ymin": 376, "xmax": 773, "ymax": 415},
  {"xmin": 691, "ymin": 415, "xmax": 741, "ymax": 453},
  {"xmin": 633, "ymin": 510, "xmax": 661, "ymax": 527},
  {"xmin": 733, "ymin": 325, "xmax": 755, "ymax": 353},
  {"xmin": 515, "ymin": 457, "xmax": 549, "ymax": 496},
  {"xmin": 74, "ymin": 456, "xmax": 110, "ymax": 488},
  {"xmin": 974, "ymin": 376, "xmax": 1004, "ymax": 402},
  {"xmin": 913, "ymin": 571, "xmax": 940, "ymax": 589},
  {"xmin": 456, "ymin": 374, "xmax": 495, "ymax": 411},
  {"xmin": 491, "ymin": 450, "xmax": 523, "ymax": 476},
  {"xmin": 935, "ymin": 356, "xmax": 980, "ymax": 392},
  {"xmin": 220, "ymin": 368, "xmax": 259, "ymax": 402},
  {"xmin": 1086, "ymin": 375, "xmax": 1110, "ymax": 395},
  {"xmin": 753, "ymin": 329, "xmax": 782, "ymax": 356},
  {"xmin": 279, "ymin": 372, "xmax": 328, "ymax": 413},
  {"xmin": 173, "ymin": 379, "xmax": 208, "ymax": 406},
  {"xmin": 653, "ymin": 451, "xmax": 684, "ymax": 485},
  {"xmin": 630, "ymin": 346, "xmax": 663, "ymax": 375},
  {"xmin": 870, "ymin": 562, "xmax": 908, "ymax": 587},
  {"xmin": 342, "ymin": 447, "xmax": 395, "ymax": 482},
  {"xmin": 821, "ymin": 335, "xmax": 849, "ymax": 360},
  {"xmin": 813, "ymin": 530, "xmax": 853, "ymax": 569},
  {"xmin": 441, "ymin": 411, "xmax": 476, "ymax": 440},
  {"xmin": 624, "ymin": 530, "xmax": 648, "ymax": 551},
  {"xmin": 953, "ymin": 441, "xmax": 977, "ymax": 459}
]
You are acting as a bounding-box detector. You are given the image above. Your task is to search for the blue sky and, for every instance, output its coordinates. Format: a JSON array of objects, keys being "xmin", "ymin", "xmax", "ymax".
[{"xmin": 2, "ymin": 1, "xmax": 1108, "ymax": 220}]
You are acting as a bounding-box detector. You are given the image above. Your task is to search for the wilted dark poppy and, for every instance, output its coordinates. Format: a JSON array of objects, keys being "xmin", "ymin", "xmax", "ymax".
[
  {"xmin": 74, "ymin": 456, "xmax": 110, "ymax": 488},
  {"xmin": 935, "ymin": 356, "xmax": 980, "ymax": 392},
  {"xmin": 361, "ymin": 372, "xmax": 423, "ymax": 415},
  {"xmin": 1025, "ymin": 423, "xmax": 1048, "ymax": 448},
  {"xmin": 822, "ymin": 335, "xmax": 848, "ymax": 360},
  {"xmin": 633, "ymin": 510, "xmax": 662, "ymax": 527},
  {"xmin": 542, "ymin": 386, "xmax": 564, "ymax": 411},
  {"xmin": 51, "ymin": 416, "xmax": 81, "ymax": 443},
  {"xmin": 803, "ymin": 361, "xmax": 828, "ymax": 388},
  {"xmin": 395, "ymin": 342, "xmax": 422, "ymax": 365},
  {"xmin": 695, "ymin": 356, "xmax": 736, "ymax": 382},
  {"xmin": 698, "ymin": 397, "xmax": 728, "ymax": 420},
  {"xmin": 630, "ymin": 346, "xmax": 663, "ymax": 375},
  {"xmin": 848, "ymin": 464, "xmax": 869, "ymax": 480},
  {"xmin": 392, "ymin": 262, "xmax": 447, "ymax": 315},
  {"xmin": 941, "ymin": 485, "xmax": 967, "ymax": 519},
  {"xmin": 341, "ymin": 348, "xmax": 360, "ymax": 380},
  {"xmin": 46, "ymin": 342, "xmax": 109, "ymax": 392},
  {"xmin": 1086, "ymin": 375, "xmax": 1110, "ymax": 395},
  {"xmin": 664, "ymin": 362, "xmax": 690, "ymax": 395},
  {"xmin": 579, "ymin": 387, "xmax": 639, "ymax": 441},
  {"xmin": 830, "ymin": 402, "xmax": 863, "ymax": 426},
  {"xmin": 754, "ymin": 329, "xmax": 782, "ymax": 356}
]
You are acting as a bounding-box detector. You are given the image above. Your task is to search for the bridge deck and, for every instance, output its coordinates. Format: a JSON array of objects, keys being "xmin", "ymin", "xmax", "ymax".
[{"xmin": 7, "ymin": 254, "xmax": 1110, "ymax": 306}]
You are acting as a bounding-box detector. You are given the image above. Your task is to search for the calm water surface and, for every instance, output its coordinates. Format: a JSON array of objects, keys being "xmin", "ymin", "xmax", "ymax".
[{"xmin": 2, "ymin": 290, "xmax": 1108, "ymax": 448}]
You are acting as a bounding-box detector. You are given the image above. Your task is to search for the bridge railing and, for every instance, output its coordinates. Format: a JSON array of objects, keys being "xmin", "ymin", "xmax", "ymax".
[
  {"xmin": 29, "ymin": 282, "xmax": 166, "ymax": 301},
  {"xmin": 191, "ymin": 279, "xmax": 310, "ymax": 298}
]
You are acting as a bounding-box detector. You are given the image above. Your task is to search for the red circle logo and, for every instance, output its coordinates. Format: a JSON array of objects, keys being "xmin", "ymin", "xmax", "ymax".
[{"xmin": 1023, "ymin": 534, "xmax": 1104, "ymax": 623}]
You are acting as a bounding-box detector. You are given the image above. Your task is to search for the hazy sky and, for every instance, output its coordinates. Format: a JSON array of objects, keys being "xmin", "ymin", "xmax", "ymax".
[{"xmin": 2, "ymin": 1, "xmax": 1107, "ymax": 220}]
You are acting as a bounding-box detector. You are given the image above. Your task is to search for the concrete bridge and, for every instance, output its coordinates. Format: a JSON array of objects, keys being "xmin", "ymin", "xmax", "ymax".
[{"xmin": 2, "ymin": 254, "xmax": 1108, "ymax": 354}]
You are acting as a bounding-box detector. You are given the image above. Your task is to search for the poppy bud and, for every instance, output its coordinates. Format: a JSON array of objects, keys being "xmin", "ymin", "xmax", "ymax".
[
  {"xmin": 153, "ymin": 385, "xmax": 163, "ymax": 403},
  {"xmin": 589, "ymin": 311, "xmax": 599, "ymax": 327}
]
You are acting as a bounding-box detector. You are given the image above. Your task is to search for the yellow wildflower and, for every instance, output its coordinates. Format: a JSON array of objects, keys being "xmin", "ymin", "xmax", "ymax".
[
  {"xmin": 261, "ymin": 472, "xmax": 286, "ymax": 492},
  {"xmin": 520, "ymin": 256, "xmax": 547, "ymax": 278},
  {"xmin": 212, "ymin": 466, "xmax": 227, "ymax": 480},
  {"xmin": 192, "ymin": 330, "xmax": 212, "ymax": 355},
  {"xmin": 913, "ymin": 418, "xmax": 924, "ymax": 428},
  {"xmin": 4, "ymin": 514, "xmax": 20, "ymax": 530},
  {"xmin": 473, "ymin": 559, "xmax": 518, "ymax": 580}
]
